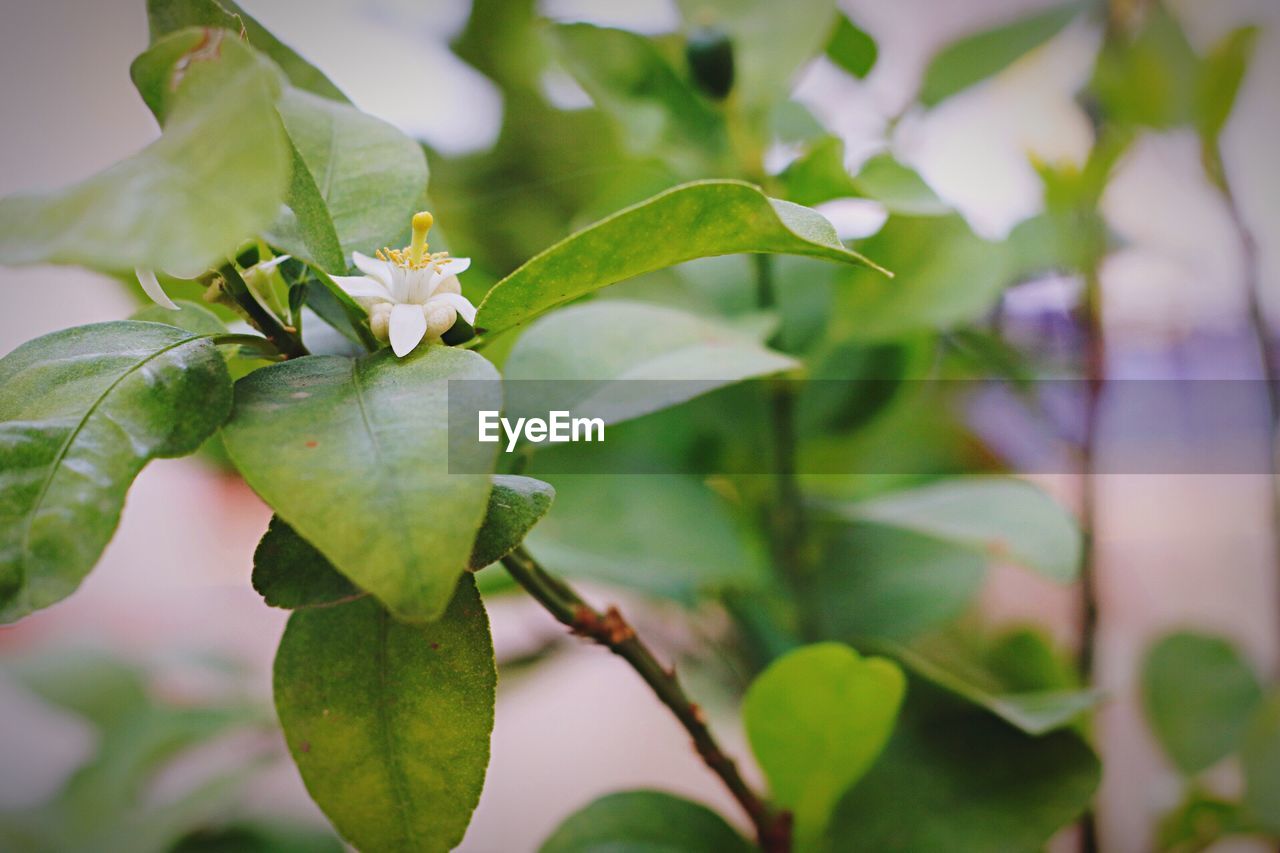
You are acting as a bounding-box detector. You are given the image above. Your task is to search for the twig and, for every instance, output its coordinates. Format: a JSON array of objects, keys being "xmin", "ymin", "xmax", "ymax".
[
  {"xmin": 500, "ymin": 547, "xmax": 791, "ymax": 853},
  {"xmin": 218, "ymin": 263, "xmax": 309, "ymax": 359}
]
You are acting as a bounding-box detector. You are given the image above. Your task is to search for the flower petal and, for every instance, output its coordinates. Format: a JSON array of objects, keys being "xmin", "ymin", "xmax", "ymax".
[
  {"xmin": 135, "ymin": 268, "xmax": 179, "ymax": 310},
  {"xmin": 388, "ymin": 303, "xmax": 428, "ymax": 357},
  {"xmin": 429, "ymin": 292, "xmax": 477, "ymax": 325},
  {"xmin": 330, "ymin": 274, "xmax": 393, "ymax": 303},
  {"xmin": 438, "ymin": 257, "xmax": 471, "ymax": 276},
  {"xmin": 352, "ymin": 252, "xmax": 395, "ymax": 290}
]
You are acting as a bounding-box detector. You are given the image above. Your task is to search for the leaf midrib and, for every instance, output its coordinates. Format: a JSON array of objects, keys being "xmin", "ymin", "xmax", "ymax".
[{"xmin": 374, "ymin": 606, "xmax": 419, "ymax": 848}]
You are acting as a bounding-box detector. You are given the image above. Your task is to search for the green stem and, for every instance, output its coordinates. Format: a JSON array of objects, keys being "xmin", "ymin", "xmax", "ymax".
[
  {"xmin": 500, "ymin": 548, "xmax": 791, "ymax": 853},
  {"xmin": 218, "ymin": 263, "xmax": 309, "ymax": 359}
]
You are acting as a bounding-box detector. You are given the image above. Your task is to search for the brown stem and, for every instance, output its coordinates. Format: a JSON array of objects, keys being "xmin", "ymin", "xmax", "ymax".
[
  {"xmin": 500, "ymin": 547, "xmax": 791, "ymax": 852},
  {"xmin": 218, "ymin": 264, "xmax": 309, "ymax": 359}
]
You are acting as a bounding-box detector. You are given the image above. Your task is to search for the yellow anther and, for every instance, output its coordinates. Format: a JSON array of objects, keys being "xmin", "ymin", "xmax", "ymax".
[{"xmin": 409, "ymin": 210, "xmax": 434, "ymax": 265}]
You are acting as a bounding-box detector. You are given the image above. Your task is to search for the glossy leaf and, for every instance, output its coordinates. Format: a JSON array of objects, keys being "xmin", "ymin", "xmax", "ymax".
[
  {"xmin": 920, "ymin": 2, "xmax": 1083, "ymax": 106},
  {"xmin": 1243, "ymin": 692, "xmax": 1280, "ymax": 834},
  {"xmin": 525, "ymin": 475, "xmax": 767, "ymax": 603},
  {"xmin": 808, "ymin": 521, "xmax": 988, "ymax": 642},
  {"xmin": 503, "ymin": 301, "xmax": 798, "ymax": 427},
  {"xmin": 268, "ymin": 88, "xmax": 429, "ymax": 264},
  {"xmin": 145, "ymin": 0, "xmax": 349, "ymax": 102},
  {"xmin": 744, "ymin": 643, "xmax": 905, "ymax": 848},
  {"xmin": 1195, "ymin": 26, "xmax": 1259, "ymax": 143},
  {"xmin": 551, "ymin": 24, "xmax": 726, "ymax": 174},
  {"xmin": 470, "ymin": 475, "xmax": 555, "ymax": 569},
  {"xmin": 0, "ymin": 322, "xmax": 232, "ymax": 622},
  {"xmin": 831, "ymin": 477, "xmax": 1082, "ymax": 582},
  {"xmin": 826, "ymin": 14, "xmax": 877, "ymax": 79},
  {"xmin": 475, "ymin": 180, "xmax": 886, "ymax": 335},
  {"xmin": 274, "ymin": 581, "xmax": 495, "ymax": 853},
  {"xmin": 221, "ymin": 347, "xmax": 500, "ymax": 622},
  {"xmin": 0, "ymin": 30, "xmax": 287, "ymax": 274},
  {"xmin": 540, "ymin": 790, "xmax": 752, "ymax": 853},
  {"xmin": 253, "ymin": 516, "xmax": 361, "ymax": 610},
  {"xmin": 828, "ymin": 692, "xmax": 1100, "ymax": 852},
  {"xmin": 1142, "ymin": 632, "xmax": 1264, "ymax": 773}
]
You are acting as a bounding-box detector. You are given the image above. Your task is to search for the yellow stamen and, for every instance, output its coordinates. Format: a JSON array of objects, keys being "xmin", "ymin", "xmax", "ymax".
[{"xmin": 409, "ymin": 211, "xmax": 434, "ymax": 265}]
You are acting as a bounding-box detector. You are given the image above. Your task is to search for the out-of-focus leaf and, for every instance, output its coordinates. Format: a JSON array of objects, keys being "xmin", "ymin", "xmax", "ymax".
[
  {"xmin": 781, "ymin": 140, "xmax": 948, "ymax": 215},
  {"xmin": 525, "ymin": 475, "xmax": 766, "ymax": 603},
  {"xmin": 6, "ymin": 651, "xmax": 149, "ymax": 729},
  {"xmin": 1091, "ymin": 4, "xmax": 1200, "ymax": 129},
  {"xmin": 476, "ymin": 180, "xmax": 886, "ymax": 336},
  {"xmin": 539, "ymin": 790, "xmax": 752, "ymax": 853},
  {"xmin": 470, "ymin": 475, "xmax": 555, "ymax": 569},
  {"xmin": 1194, "ymin": 26, "xmax": 1259, "ymax": 143},
  {"xmin": 503, "ymin": 301, "xmax": 797, "ymax": 427},
  {"xmin": 1141, "ymin": 632, "xmax": 1264, "ymax": 774},
  {"xmin": 826, "ymin": 14, "xmax": 877, "ymax": 78},
  {"xmin": 171, "ymin": 820, "xmax": 343, "ymax": 853},
  {"xmin": 274, "ymin": 582, "xmax": 495, "ymax": 853},
  {"xmin": 829, "ymin": 477, "xmax": 1082, "ymax": 582},
  {"xmin": 0, "ymin": 30, "xmax": 287, "ymax": 275},
  {"xmin": 252, "ymin": 516, "xmax": 362, "ymax": 610},
  {"xmin": 551, "ymin": 24, "xmax": 727, "ymax": 174},
  {"xmin": 268, "ymin": 89, "xmax": 429, "ymax": 265},
  {"xmin": 827, "ymin": 214, "xmax": 1012, "ymax": 341},
  {"xmin": 744, "ymin": 643, "xmax": 905, "ymax": 847},
  {"xmin": 0, "ymin": 322, "xmax": 232, "ymax": 622},
  {"xmin": 145, "ymin": 0, "xmax": 349, "ymax": 102},
  {"xmin": 220, "ymin": 348, "xmax": 499, "ymax": 623},
  {"xmin": 1243, "ymin": 692, "xmax": 1280, "ymax": 834},
  {"xmin": 828, "ymin": 690, "xmax": 1100, "ymax": 851},
  {"xmin": 920, "ymin": 2, "xmax": 1083, "ymax": 106},
  {"xmin": 807, "ymin": 520, "xmax": 987, "ymax": 642},
  {"xmin": 1156, "ymin": 794, "xmax": 1250, "ymax": 853}
]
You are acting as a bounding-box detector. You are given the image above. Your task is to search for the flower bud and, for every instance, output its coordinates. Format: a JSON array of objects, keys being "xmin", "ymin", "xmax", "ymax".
[
  {"xmin": 370, "ymin": 302, "xmax": 392, "ymax": 341},
  {"xmin": 425, "ymin": 302, "xmax": 457, "ymax": 339}
]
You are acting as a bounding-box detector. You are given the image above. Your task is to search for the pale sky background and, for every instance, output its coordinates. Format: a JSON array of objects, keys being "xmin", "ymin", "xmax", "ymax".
[{"xmin": 1, "ymin": 1, "xmax": 1279, "ymax": 850}]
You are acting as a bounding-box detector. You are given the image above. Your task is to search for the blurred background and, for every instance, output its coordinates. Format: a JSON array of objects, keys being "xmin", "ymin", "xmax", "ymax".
[{"xmin": 2, "ymin": 0, "xmax": 1278, "ymax": 850}]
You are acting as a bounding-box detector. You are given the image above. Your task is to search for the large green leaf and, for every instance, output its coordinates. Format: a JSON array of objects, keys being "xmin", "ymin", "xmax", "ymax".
[
  {"xmin": 1141, "ymin": 632, "xmax": 1264, "ymax": 774},
  {"xmin": 274, "ymin": 581, "xmax": 495, "ymax": 853},
  {"xmin": 1243, "ymin": 692, "xmax": 1280, "ymax": 834},
  {"xmin": 220, "ymin": 347, "xmax": 500, "ymax": 622},
  {"xmin": 268, "ymin": 88, "xmax": 429, "ymax": 265},
  {"xmin": 540, "ymin": 790, "xmax": 752, "ymax": 853},
  {"xmin": 826, "ymin": 214, "xmax": 1012, "ymax": 341},
  {"xmin": 828, "ymin": 691, "xmax": 1100, "ymax": 852},
  {"xmin": 503, "ymin": 301, "xmax": 797, "ymax": 427},
  {"xmin": 524, "ymin": 475, "xmax": 766, "ymax": 603},
  {"xmin": 920, "ymin": 2, "xmax": 1083, "ymax": 106},
  {"xmin": 551, "ymin": 24, "xmax": 726, "ymax": 174},
  {"xmin": 474, "ymin": 180, "xmax": 886, "ymax": 335},
  {"xmin": 743, "ymin": 643, "xmax": 905, "ymax": 849},
  {"xmin": 145, "ymin": 0, "xmax": 349, "ymax": 102},
  {"xmin": 0, "ymin": 30, "xmax": 287, "ymax": 274},
  {"xmin": 470, "ymin": 475, "xmax": 555, "ymax": 569},
  {"xmin": 272, "ymin": 139, "xmax": 346, "ymax": 274},
  {"xmin": 0, "ymin": 322, "xmax": 232, "ymax": 622},
  {"xmin": 807, "ymin": 521, "xmax": 987, "ymax": 642},
  {"xmin": 829, "ymin": 477, "xmax": 1082, "ymax": 582}
]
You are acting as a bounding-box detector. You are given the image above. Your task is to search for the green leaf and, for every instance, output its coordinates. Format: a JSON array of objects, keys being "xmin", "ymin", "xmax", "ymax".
[
  {"xmin": 826, "ymin": 214, "xmax": 1012, "ymax": 341},
  {"xmin": 1194, "ymin": 26, "xmax": 1259, "ymax": 143},
  {"xmin": 540, "ymin": 790, "xmax": 752, "ymax": 853},
  {"xmin": 172, "ymin": 821, "xmax": 343, "ymax": 853},
  {"xmin": 828, "ymin": 691, "xmax": 1100, "ymax": 852},
  {"xmin": 268, "ymin": 88, "xmax": 429, "ymax": 264},
  {"xmin": 475, "ymin": 180, "xmax": 886, "ymax": 336},
  {"xmin": 503, "ymin": 301, "xmax": 798, "ymax": 427},
  {"xmin": 830, "ymin": 477, "xmax": 1082, "ymax": 582},
  {"xmin": 0, "ymin": 321, "xmax": 232, "ymax": 622},
  {"xmin": 920, "ymin": 2, "xmax": 1083, "ymax": 106},
  {"xmin": 826, "ymin": 14, "xmax": 877, "ymax": 79},
  {"xmin": 808, "ymin": 521, "xmax": 987, "ymax": 642},
  {"xmin": 551, "ymin": 24, "xmax": 726, "ymax": 174},
  {"xmin": 1091, "ymin": 4, "xmax": 1200, "ymax": 129},
  {"xmin": 744, "ymin": 643, "xmax": 905, "ymax": 848},
  {"xmin": 525, "ymin": 475, "xmax": 766, "ymax": 603},
  {"xmin": 271, "ymin": 139, "xmax": 346, "ymax": 274},
  {"xmin": 470, "ymin": 475, "xmax": 555, "ymax": 569},
  {"xmin": 874, "ymin": 632, "xmax": 1098, "ymax": 735},
  {"xmin": 130, "ymin": 300, "xmax": 228, "ymax": 337},
  {"xmin": 6, "ymin": 650, "xmax": 149, "ymax": 729},
  {"xmin": 1243, "ymin": 692, "xmax": 1280, "ymax": 834},
  {"xmin": 145, "ymin": 0, "xmax": 349, "ymax": 102},
  {"xmin": 221, "ymin": 347, "xmax": 499, "ymax": 622},
  {"xmin": 1142, "ymin": 632, "xmax": 1265, "ymax": 774},
  {"xmin": 252, "ymin": 516, "xmax": 361, "ymax": 609},
  {"xmin": 0, "ymin": 30, "xmax": 287, "ymax": 274},
  {"xmin": 273, "ymin": 581, "xmax": 495, "ymax": 853},
  {"xmin": 781, "ymin": 140, "xmax": 948, "ymax": 216}
]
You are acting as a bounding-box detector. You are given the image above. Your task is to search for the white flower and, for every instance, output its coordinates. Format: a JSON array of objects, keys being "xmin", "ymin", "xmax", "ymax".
[{"xmin": 330, "ymin": 211, "xmax": 478, "ymax": 357}]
